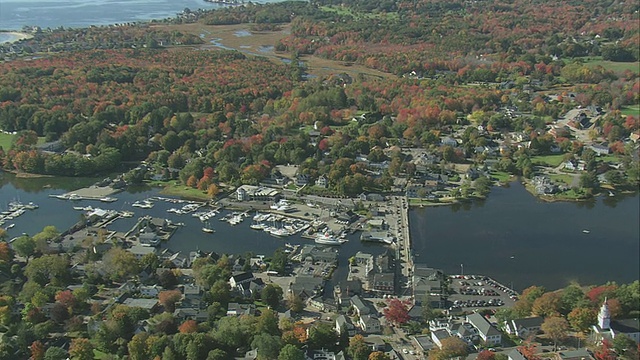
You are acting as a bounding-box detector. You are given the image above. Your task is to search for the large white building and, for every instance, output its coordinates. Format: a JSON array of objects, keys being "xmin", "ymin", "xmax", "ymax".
[{"xmin": 592, "ymin": 298, "xmax": 640, "ymax": 344}]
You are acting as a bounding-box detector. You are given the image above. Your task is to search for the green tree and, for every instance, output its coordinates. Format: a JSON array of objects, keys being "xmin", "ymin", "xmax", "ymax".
[
  {"xmin": 279, "ymin": 344, "xmax": 305, "ymax": 360},
  {"xmin": 251, "ymin": 333, "xmax": 282, "ymax": 360},
  {"xmin": 13, "ymin": 235, "xmax": 36, "ymax": 261},
  {"xmin": 308, "ymin": 323, "xmax": 337, "ymax": 351},
  {"xmin": 128, "ymin": 332, "xmax": 150, "ymax": 360},
  {"xmin": 44, "ymin": 347, "xmax": 67, "ymax": 360},
  {"xmin": 270, "ymin": 248, "xmax": 288, "ymax": 274},
  {"xmin": 24, "ymin": 254, "xmax": 70, "ymax": 287},
  {"xmin": 209, "ymin": 279, "xmax": 231, "ymax": 307},
  {"xmin": 261, "ymin": 284, "xmax": 283, "ymax": 309},
  {"xmin": 256, "ymin": 309, "xmax": 280, "ymax": 335}
]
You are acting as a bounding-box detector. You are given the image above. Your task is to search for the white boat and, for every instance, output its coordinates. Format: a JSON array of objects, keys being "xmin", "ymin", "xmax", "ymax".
[
  {"xmin": 315, "ymin": 232, "xmax": 346, "ymax": 245},
  {"xmin": 582, "ymin": 229, "xmax": 590, "ymax": 234},
  {"xmin": 73, "ymin": 206, "xmax": 85, "ymax": 210},
  {"xmin": 100, "ymin": 197, "xmax": 117, "ymax": 202},
  {"xmin": 268, "ymin": 227, "xmax": 291, "ymax": 237},
  {"xmin": 6, "ymin": 224, "xmax": 15, "ymax": 229},
  {"xmin": 250, "ymin": 222, "xmax": 265, "ymax": 230},
  {"xmin": 202, "ymin": 227, "xmax": 215, "ymax": 233}
]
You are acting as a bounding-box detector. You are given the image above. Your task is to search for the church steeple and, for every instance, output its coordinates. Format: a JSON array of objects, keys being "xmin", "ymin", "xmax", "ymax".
[{"xmin": 597, "ymin": 297, "xmax": 611, "ymax": 330}]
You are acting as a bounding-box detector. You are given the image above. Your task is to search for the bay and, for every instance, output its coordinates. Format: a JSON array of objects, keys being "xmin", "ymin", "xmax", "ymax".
[
  {"xmin": 410, "ymin": 181, "xmax": 640, "ymax": 291},
  {"xmin": 0, "ymin": 0, "xmax": 284, "ymax": 31}
]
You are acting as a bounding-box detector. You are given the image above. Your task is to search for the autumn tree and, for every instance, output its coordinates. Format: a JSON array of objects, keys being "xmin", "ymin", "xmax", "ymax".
[
  {"xmin": 531, "ymin": 292, "xmax": 562, "ymax": 317},
  {"xmin": 517, "ymin": 342, "xmax": 541, "ymax": 360},
  {"xmin": 541, "ymin": 316, "xmax": 569, "ymax": 350},
  {"xmin": 369, "ymin": 351, "xmax": 391, "ymax": 360},
  {"xmin": 428, "ymin": 337, "xmax": 468, "ymax": 360},
  {"xmin": 568, "ymin": 307, "xmax": 596, "ymax": 333},
  {"xmin": 69, "ymin": 338, "xmax": 93, "ymax": 360},
  {"xmin": 207, "ymin": 183, "xmax": 220, "ymax": 198},
  {"xmin": 349, "ymin": 334, "xmax": 371, "ymax": 360},
  {"xmin": 383, "ymin": 298, "xmax": 411, "ymax": 326},
  {"xmin": 158, "ymin": 290, "xmax": 182, "ymax": 313},
  {"xmin": 101, "ymin": 247, "xmax": 140, "ymax": 282},
  {"xmin": 477, "ymin": 350, "xmax": 496, "ymax": 360},
  {"xmin": 55, "ymin": 290, "xmax": 76, "ymax": 310},
  {"xmin": 31, "ymin": 340, "xmax": 45, "ymax": 360},
  {"xmin": 179, "ymin": 319, "xmax": 198, "ymax": 333}
]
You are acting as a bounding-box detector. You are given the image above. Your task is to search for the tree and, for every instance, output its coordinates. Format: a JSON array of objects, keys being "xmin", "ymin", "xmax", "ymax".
[
  {"xmin": 270, "ymin": 248, "xmax": 288, "ymax": 274},
  {"xmin": 208, "ymin": 349, "xmax": 228, "ymax": 360},
  {"xmin": 383, "ymin": 298, "xmax": 411, "ymax": 326},
  {"xmin": 517, "ymin": 342, "xmax": 541, "ymax": 360},
  {"xmin": 55, "ymin": 290, "xmax": 76, "ymax": 310},
  {"xmin": 31, "ymin": 340, "xmax": 45, "ymax": 360},
  {"xmin": 159, "ymin": 269, "xmax": 178, "ymax": 289},
  {"xmin": 251, "ymin": 333, "xmax": 282, "ymax": 360},
  {"xmin": 568, "ymin": 307, "xmax": 596, "ymax": 333},
  {"xmin": 279, "ymin": 344, "xmax": 305, "ymax": 360},
  {"xmin": 541, "ymin": 316, "xmax": 569, "ymax": 350},
  {"xmin": 24, "ymin": 254, "xmax": 70, "ymax": 287},
  {"xmin": 612, "ymin": 334, "xmax": 637, "ymax": 358},
  {"xmin": 13, "ymin": 235, "xmax": 36, "ymax": 260},
  {"xmin": 179, "ymin": 319, "xmax": 199, "ymax": 333},
  {"xmin": 44, "ymin": 347, "xmax": 67, "ymax": 360},
  {"xmin": 261, "ymin": 284, "xmax": 283, "ymax": 309},
  {"xmin": 207, "ymin": 183, "xmax": 220, "ymax": 198},
  {"xmin": 429, "ymin": 337, "xmax": 468, "ymax": 360},
  {"xmin": 369, "ymin": 351, "xmax": 391, "ymax": 360},
  {"xmin": 531, "ymin": 292, "xmax": 562, "ymax": 317},
  {"xmin": 477, "ymin": 350, "xmax": 496, "ymax": 360},
  {"xmin": 127, "ymin": 332, "xmax": 149, "ymax": 360},
  {"xmin": 102, "ymin": 247, "xmax": 140, "ymax": 282},
  {"xmin": 256, "ymin": 309, "xmax": 280, "ymax": 335},
  {"xmin": 288, "ymin": 294, "xmax": 304, "ymax": 313},
  {"xmin": 308, "ymin": 323, "xmax": 337, "ymax": 350},
  {"xmin": 158, "ymin": 290, "xmax": 182, "ymax": 313},
  {"xmin": 209, "ymin": 279, "xmax": 230, "ymax": 307},
  {"xmin": 0, "ymin": 242, "xmax": 13, "ymax": 263},
  {"xmin": 349, "ymin": 334, "xmax": 371, "ymax": 360},
  {"xmin": 69, "ymin": 338, "xmax": 93, "ymax": 360}
]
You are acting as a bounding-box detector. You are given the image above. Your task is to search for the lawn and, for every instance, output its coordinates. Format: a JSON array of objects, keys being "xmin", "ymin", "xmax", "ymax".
[
  {"xmin": 578, "ymin": 56, "xmax": 640, "ymax": 75},
  {"xmin": 148, "ymin": 180, "xmax": 211, "ymax": 201},
  {"xmin": 0, "ymin": 133, "xmax": 13, "ymax": 149},
  {"xmin": 531, "ymin": 154, "xmax": 565, "ymax": 167},
  {"xmin": 549, "ymin": 174, "xmax": 574, "ymax": 186},
  {"xmin": 490, "ymin": 171, "xmax": 513, "ymax": 183},
  {"xmin": 620, "ymin": 105, "xmax": 639, "ymax": 117}
]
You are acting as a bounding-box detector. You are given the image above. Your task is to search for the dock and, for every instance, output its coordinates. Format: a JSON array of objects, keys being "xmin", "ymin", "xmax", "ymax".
[{"xmin": 50, "ymin": 185, "xmax": 120, "ymax": 202}]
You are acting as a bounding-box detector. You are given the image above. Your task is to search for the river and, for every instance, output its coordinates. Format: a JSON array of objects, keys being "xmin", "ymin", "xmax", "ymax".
[
  {"xmin": 0, "ymin": 0, "xmax": 284, "ymax": 31},
  {"xmin": 1, "ymin": 173, "xmax": 638, "ymax": 291},
  {"xmin": 410, "ymin": 182, "xmax": 640, "ymax": 291}
]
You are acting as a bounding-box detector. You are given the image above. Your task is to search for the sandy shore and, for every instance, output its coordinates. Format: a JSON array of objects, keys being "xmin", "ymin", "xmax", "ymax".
[{"xmin": 0, "ymin": 32, "xmax": 33, "ymax": 44}]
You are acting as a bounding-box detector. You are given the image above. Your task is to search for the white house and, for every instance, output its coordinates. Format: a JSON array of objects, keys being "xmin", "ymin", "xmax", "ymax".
[
  {"xmin": 506, "ymin": 316, "xmax": 544, "ymax": 339},
  {"xmin": 467, "ymin": 312, "xmax": 502, "ymax": 345},
  {"xmin": 359, "ymin": 315, "xmax": 381, "ymax": 334}
]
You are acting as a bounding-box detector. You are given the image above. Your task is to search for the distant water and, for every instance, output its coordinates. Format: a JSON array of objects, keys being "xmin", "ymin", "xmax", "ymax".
[
  {"xmin": 0, "ymin": 33, "xmax": 22, "ymax": 43},
  {"xmin": 410, "ymin": 182, "xmax": 640, "ymax": 291},
  {"xmin": 0, "ymin": 0, "xmax": 285, "ymax": 30}
]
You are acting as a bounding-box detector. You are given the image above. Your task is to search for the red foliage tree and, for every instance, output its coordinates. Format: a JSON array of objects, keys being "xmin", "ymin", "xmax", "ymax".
[
  {"xmin": 382, "ymin": 298, "xmax": 411, "ymax": 326},
  {"xmin": 158, "ymin": 290, "xmax": 182, "ymax": 313},
  {"xmin": 594, "ymin": 340, "xmax": 617, "ymax": 360},
  {"xmin": 517, "ymin": 342, "xmax": 540, "ymax": 360},
  {"xmin": 55, "ymin": 290, "xmax": 76, "ymax": 309},
  {"xmin": 476, "ymin": 350, "xmax": 496, "ymax": 360},
  {"xmin": 178, "ymin": 319, "xmax": 198, "ymax": 333},
  {"xmin": 586, "ymin": 285, "xmax": 618, "ymax": 304},
  {"xmin": 30, "ymin": 340, "xmax": 45, "ymax": 360}
]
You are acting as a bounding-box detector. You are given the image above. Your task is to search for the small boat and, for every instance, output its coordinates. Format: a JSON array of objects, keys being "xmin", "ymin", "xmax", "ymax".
[
  {"xmin": 100, "ymin": 197, "xmax": 117, "ymax": 202},
  {"xmin": 202, "ymin": 227, "xmax": 215, "ymax": 233},
  {"xmin": 6, "ymin": 224, "xmax": 15, "ymax": 229},
  {"xmin": 582, "ymin": 229, "xmax": 590, "ymax": 234},
  {"xmin": 608, "ymin": 191, "xmax": 615, "ymax": 197},
  {"xmin": 315, "ymin": 232, "xmax": 347, "ymax": 245}
]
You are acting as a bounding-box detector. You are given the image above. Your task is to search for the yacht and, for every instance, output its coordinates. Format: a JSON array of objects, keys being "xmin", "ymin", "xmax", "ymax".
[
  {"xmin": 202, "ymin": 227, "xmax": 215, "ymax": 234},
  {"xmin": 315, "ymin": 232, "xmax": 346, "ymax": 245}
]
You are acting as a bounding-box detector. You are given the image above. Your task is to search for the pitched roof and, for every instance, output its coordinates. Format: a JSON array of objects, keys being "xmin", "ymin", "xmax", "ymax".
[
  {"xmin": 467, "ymin": 312, "xmax": 501, "ymax": 337},
  {"xmin": 512, "ymin": 316, "xmax": 544, "ymax": 329},
  {"xmin": 611, "ymin": 318, "xmax": 640, "ymax": 333}
]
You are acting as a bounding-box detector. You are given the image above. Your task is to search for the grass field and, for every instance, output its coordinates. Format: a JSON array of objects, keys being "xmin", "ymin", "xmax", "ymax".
[
  {"xmin": 579, "ymin": 57, "xmax": 640, "ymax": 74},
  {"xmin": 490, "ymin": 171, "xmax": 513, "ymax": 183},
  {"xmin": 0, "ymin": 133, "xmax": 13, "ymax": 149},
  {"xmin": 148, "ymin": 180, "xmax": 211, "ymax": 201},
  {"xmin": 621, "ymin": 105, "xmax": 640, "ymax": 117},
  {"xmin": 549, "ymin": 174, "xmax": 574, "ymax": 186},
  {"xmin": 531, "ymin": 154, "xmax": 565, "ymax": 167}
]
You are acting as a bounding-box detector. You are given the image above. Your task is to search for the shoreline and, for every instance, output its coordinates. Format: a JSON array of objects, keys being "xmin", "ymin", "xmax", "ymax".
[{"xmin": 0, "ymin": 31, "xmax": 34, "ymax": 44}]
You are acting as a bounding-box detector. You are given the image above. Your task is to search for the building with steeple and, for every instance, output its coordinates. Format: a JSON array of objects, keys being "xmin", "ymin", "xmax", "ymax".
[{"xmin": 592, "ymin": 299, "xmax": 640, "ymax": 344}]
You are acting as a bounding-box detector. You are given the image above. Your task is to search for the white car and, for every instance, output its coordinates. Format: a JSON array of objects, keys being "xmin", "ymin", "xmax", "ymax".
[{"xmin": 402, "ymin": 349, "xmax": 409, "ymax": 354}]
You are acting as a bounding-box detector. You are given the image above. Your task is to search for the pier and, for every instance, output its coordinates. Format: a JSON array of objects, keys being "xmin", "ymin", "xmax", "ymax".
[{"xmin": 393, "ymin": 196, "xmax": 413, "ymax": 292}]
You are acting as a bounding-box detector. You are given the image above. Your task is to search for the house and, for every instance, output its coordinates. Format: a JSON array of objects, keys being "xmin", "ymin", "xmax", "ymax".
[
  {"xmin": 335, "ymin": 315, "xmax": 356, "ymax": 336},
  {"xmin": 299, "ymin": 245, "xmax": 338, "ymax": 264},
  {"xmin": 295, "ymin": 174, "xmax": 311, "ymax": 186},
  {"xmin": 506, "ymin": 317, "xmax": 544, "ymax": 339},
  {"xmin": 372, "ymin": 273, "xmax": 394, "ymax": 294},
  {"xmin": 127, "ymin": 245, "xmax": 157, "ymax": 260},
  {"xmin": 350, "ymin": 295, "xmax": 372, "ymax": 317},
  {"xmin": 290, "ymin": 275, "xmax": 325, "ymax": 300},
  {"xmin": 229, "ymin": 272, "xmax": 255, "ymax": 290},
  {"xmin": 590, "ymin": 143, "xmax": 610, "ymax": 156},
  {"xmin": 122, "ymin": 298, "xmax": 159, "ymax": 312},
  {"xmin": 305, "ymin": 349, "xmax": 346, "ymax": 360},
  {"xmin": 412, "ymin": 335, "xmax": 435, "ymax": 354},
  {"xmin": 139, "ymin": 285, "xmax": 163, "ymax": 297},
  {"xmin": 556, "ymin": 349, "xmax": 595, "ymax": 360},
  {"xmin": 226, "ymin": 303, "xmax": 257, "ymax": 317},
  {"xmin": 413, "ymin": 267, "xmax": 444, "ymax": 306},
  {"xmin": 441, "ymin": 136, "xmax": 458, "ymax": 147},
  {"xmin": 431, "ymin": 329, "xmax": 451, "ymax": 348},
  {"xmin": 467, "ymin": 312, "xmax": 502, "ymax": 345},
  {"xmin": 508, "ymin": 348, "xmax": 527, "ymax": 360},
  {"xmin": 315, "ymin": 175, "xmax": 328, "ymax": 188},
  {"xmin": 592, "ymin": 299, "xmax": 640, "ymax": 344},
  {"xmin": 359, "ymin": 315, "xmax": 381, "ymax": 334},
  {"xmin": 173, "ymin": 308, "xmax": 209, "ymax": 322}
]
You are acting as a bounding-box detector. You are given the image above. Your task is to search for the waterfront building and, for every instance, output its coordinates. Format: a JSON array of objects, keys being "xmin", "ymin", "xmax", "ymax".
[
  {"xmin": 505, "ymin": 316, "xmax": 543, "ymax": 339},
  {"xmin": 128, "ymin": 245, "xmax": 157, "ymax": 260},
  {"xmin": 236, "ymin": 185, "xmax": 279, "ymax": 201},
  {"xmin": 466, "ymin": 312, "xmax": 502, "ymax": 345}
]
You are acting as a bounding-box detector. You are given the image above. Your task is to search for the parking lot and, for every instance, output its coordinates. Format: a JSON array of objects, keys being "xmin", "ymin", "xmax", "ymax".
[{"xmin": 447, "ymin": 274, "xmax": 518, "ymax": 311}]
